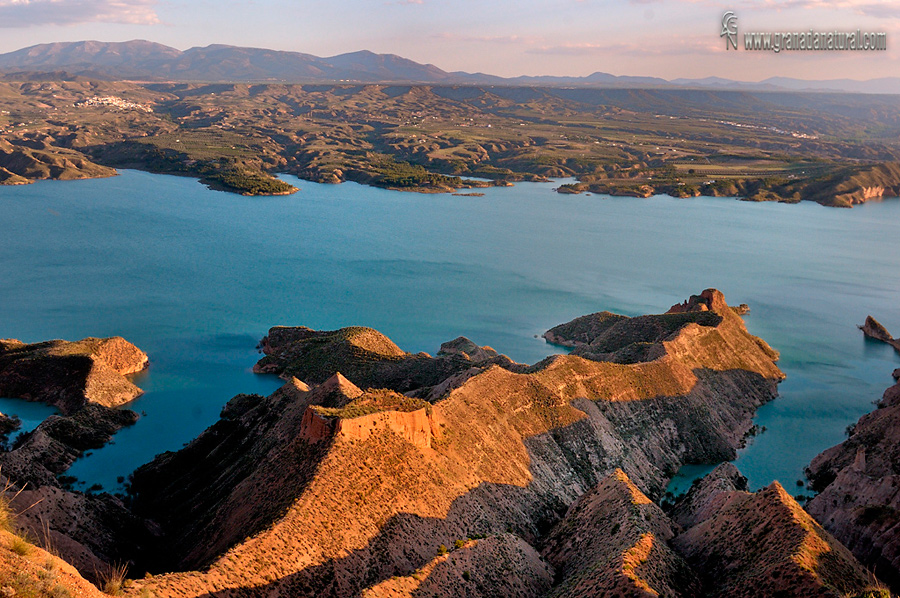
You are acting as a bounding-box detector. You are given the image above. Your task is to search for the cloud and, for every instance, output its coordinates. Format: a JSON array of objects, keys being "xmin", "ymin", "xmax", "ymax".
[
  {"xmin": 629, "ymin": 0, "xmax": 899, "ymax": 16},
  {"xmin": 432, "ymin": 32, "xmax": 546, "ymax": 45},
  {"xmin": 0, "ymin": 0, "xmax": 159, "ymax": 28},
  {"xmin": 527, "ymin": 38, "xmax": 718, "ymax": 57},
  {"xmin": 749, "ymin": 0, "xmax": 900, "ymax": 17}
]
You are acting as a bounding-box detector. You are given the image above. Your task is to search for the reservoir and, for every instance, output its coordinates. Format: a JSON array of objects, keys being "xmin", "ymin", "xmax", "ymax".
[{"xmin": 0, "ymin": 170, "xmax": 898, "ymax": 494}]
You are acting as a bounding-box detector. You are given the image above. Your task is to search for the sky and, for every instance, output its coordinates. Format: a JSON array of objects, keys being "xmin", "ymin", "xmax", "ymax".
[{"xmin": 0, "ymin": 0, "xmax": 898, "ymax": 81}]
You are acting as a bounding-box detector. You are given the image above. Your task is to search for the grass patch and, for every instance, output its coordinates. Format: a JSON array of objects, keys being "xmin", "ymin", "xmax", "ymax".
[{"xmin": 95, "ymin": 561, "xmax": 129, "ymax": 596}]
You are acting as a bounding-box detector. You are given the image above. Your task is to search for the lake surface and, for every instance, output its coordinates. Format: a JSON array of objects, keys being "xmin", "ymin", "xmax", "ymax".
[
  {"xmin": 1, "ymin": 170, "xmax": 898, "ymax": 495},
  {"xmin": 0, "ymin": 397, "xmax": 58, "ymax": 443}
]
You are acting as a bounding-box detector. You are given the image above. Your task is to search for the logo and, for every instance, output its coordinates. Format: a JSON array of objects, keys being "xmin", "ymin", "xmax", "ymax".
[{"xmin": 721, "ymin": 11, "xmax": 738, "ymax": 50}]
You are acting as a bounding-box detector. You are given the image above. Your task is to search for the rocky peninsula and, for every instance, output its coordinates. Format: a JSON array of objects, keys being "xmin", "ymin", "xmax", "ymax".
[
  {"xmin": 1, "ymin": 303, "xmax": 892, "ymax": 597},
  {"xmin": 122, "ymin": 289, "xmax": 796, "ymax": 597},
  {"xmin": 0, "ymin": 336, "xmax": 148, "ymax": 415},
  {"xmin": 0, "ymin": 335, "xmax": 153, "ymax": 583}
]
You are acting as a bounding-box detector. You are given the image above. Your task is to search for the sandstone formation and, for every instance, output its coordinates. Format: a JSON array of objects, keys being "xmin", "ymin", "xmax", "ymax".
[
  {"xmin": 361, "ymin": 534, "xmax": 554, "ymax": 598},
  {"xmin": 542, "ymin": 311, "xmax": 628, "ymax": 348},
  {"xmin": 807, "ymin": 376, "xmax": 900, "ymax": 593},
  {"xmin": 127, "ymin": 289, "xmax": 785, "ymax": 597},
  {"xmin": 673, "ymin": 472, "xmax": 876, "ymax": 598},
  {"xmin": 542, "ymin": 469, "xmax": 701, "ymax": 598},
  {"xmin": 0, "ymin": 335, "xmax": 151, "ymax": 585},
  {"xmin": 0, "ymin": 528, "xmax": 108, "ymax": 598},
  {"xmin": 860, "ymin": 315, "xmax": 900, "ymax": 354},
  {"xmin": 669, "ymin": 462, "xmax": 748, "ymax": 529},
  {"xmin": 253, "ymin": 325, "xmax": 522, "ymax": 392},
  {"xmin": 0, "ymin": 336, "xmax": 148, "ymax": 414}
]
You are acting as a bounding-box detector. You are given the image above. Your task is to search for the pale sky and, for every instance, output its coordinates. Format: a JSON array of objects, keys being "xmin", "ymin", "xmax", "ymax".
[{"xmin": 0, "ymin": 0, "xmax": 898, "ymax": 81}]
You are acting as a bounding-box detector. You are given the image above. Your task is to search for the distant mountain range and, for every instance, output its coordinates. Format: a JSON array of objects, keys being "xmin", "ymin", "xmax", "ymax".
[{"xmin": 1, "ymin": 40, "xmax": 899, "ymax": 94}]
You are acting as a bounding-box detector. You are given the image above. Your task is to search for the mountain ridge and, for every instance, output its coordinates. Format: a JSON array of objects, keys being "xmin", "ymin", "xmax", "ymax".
[{"xmin": 2, "ymin": 40, "xmax": 900, "ymax": 94}]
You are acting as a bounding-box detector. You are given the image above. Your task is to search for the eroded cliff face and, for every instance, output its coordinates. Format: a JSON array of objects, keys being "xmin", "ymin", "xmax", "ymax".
[
  {"xmin": 0, "ymin": 335, "xmax": 152, "ymax": 585},
  {"xmin": 361, "ymin": 534, "xmax": 554, "ymax": 598},
  {"xmin": 806, "ymin": 377, "xmax": 900, "ymax": 592},
  {"xmin": 127, "ymin": 289, "xmax": 786, "ymax": 597},
  {"xmin": 541, "ymin": 469, "xmax": 700, "ymax": 598},
  {"xmin": 672, "ymin": 467, "xmax": 875, "ymax": 598},
  {"xmin": 0, "ymin": 336, "xmax": 148, "ymax": 414}
]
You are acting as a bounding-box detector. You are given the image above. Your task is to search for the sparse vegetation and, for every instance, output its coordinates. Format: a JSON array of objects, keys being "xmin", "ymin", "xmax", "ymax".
[
  {"xmin": 1, "ymin": 80, "xmax": 899, "ymax": 202},
  {"xmin": 95, "ymin": 561, "xmax": 128, "ymax": 596}
]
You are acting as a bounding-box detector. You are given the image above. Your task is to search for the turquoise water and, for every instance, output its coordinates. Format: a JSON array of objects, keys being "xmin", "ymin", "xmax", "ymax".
[
  {"xmin": 1, "ymin": 170, "xmax": 898, "ymax": 495},
  {"xmin": 0, "ymin": 397, "xmax": 58, "ymax": 442}
]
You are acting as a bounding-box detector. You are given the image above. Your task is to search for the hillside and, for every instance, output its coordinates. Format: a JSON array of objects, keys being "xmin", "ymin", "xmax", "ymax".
[
  {"xmin": 125, "ymin": 289, "xmax": 785, "ymax": 596},
  {"xmin": 1, "ymin": 76, "xmax": 898, "ymax": 201},
  {"xmin": 807, "ymin": 373, "xmax": 900, "ymax": 593}
]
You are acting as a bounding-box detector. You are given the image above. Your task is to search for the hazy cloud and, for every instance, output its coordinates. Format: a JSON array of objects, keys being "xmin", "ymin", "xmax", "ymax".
[
  {"xmin": 0, "ymin": 0, "xmax": 160, "ymax": 27},
  {"xmin": 433, "ymin": 32, "xmax": 545, "ymax": 45},
  {"xmin": 634, "ymin": 0, "xmax": 900, "ymax": 15},
  {"xmin": 527, "ymin": 39, "xmax": 718, "ymax": 57}
]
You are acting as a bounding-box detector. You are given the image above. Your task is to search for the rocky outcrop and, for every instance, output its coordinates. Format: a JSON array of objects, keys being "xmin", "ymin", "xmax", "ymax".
[
  {"xmin": 361, "ymin": 534, "xmax": 554, "ymax": 598},
  {"xmin": 542, "ymin": 469, "xmax": 700, "ymax": 598},
  {"xmin": 669, "ymin": 462, "xmax": 747, "ymax": 529},
  {"xmin": 0, "ymin": 411, "xmax": 20, "ymax": 445},
  {"xmin": 860, "ymin": 315, "xmax": 900, "ymax": 354},
  {"xmin": 254, "ymin": 326, "xmax": 522, "ymax": 393},
  {"xmin": 542, "ymin": 311, "xmax": 627, "ymax": 348},
  {"xmin": 539, "ymin": 465, "xmax": 877, "ymax": 598},
  {"xmin": 0, "ymin": 334, "xmax": 151, "ymax": 582},
  {"xmin": 0, "ymin": 401, "xmax": 149, "ymax": 582},
  {"xmin": 667, "ymin": 288, "xmax": 730, "ymax": 314},
  {"xmin": 806, "ymin": 377, "xmax": 900, "ymax": 592},
  {"xmin": 0, "ymin": 336, "xmax": 148, "ymax": 414},
  {"xmin": 0, "ymin": 137, "xmax": 117, "ymax": 186},
  {"xmin": 673, "ymin": 474, "xmax": 876, "ymax": 597},
  {"xmin": 128, "ymin": 290, "xmax": 785, "ymax": 597}
]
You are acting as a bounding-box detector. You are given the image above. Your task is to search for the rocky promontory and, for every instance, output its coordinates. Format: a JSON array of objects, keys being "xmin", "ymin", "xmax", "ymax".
[
  {"xmin": 126, "ymin": 289, "xmax": 788, "ymax": 597},
  {"xmin": 0, "ymin": 334, "xmax": 152, "ymax": 582},
  {"xmin": 860, "ymin": 315, "xmax": 900, "ymax": 354},
  {"xmin": 0, "ymin": 304, "xmax": 890, "ymax": 597},
  {"xmin": 0, "ymin": 336, "xmax": 148, "ymax": 414}
]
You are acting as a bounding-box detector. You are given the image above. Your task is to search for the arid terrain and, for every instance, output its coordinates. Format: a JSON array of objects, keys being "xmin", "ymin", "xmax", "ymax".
[
  {"xmin": 0, "ymin": 290, "xmax": 895, "ymax": 597},
  {"xmin": 1, "ymin": 75, "xmax": 899, "ymax": 204}
]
